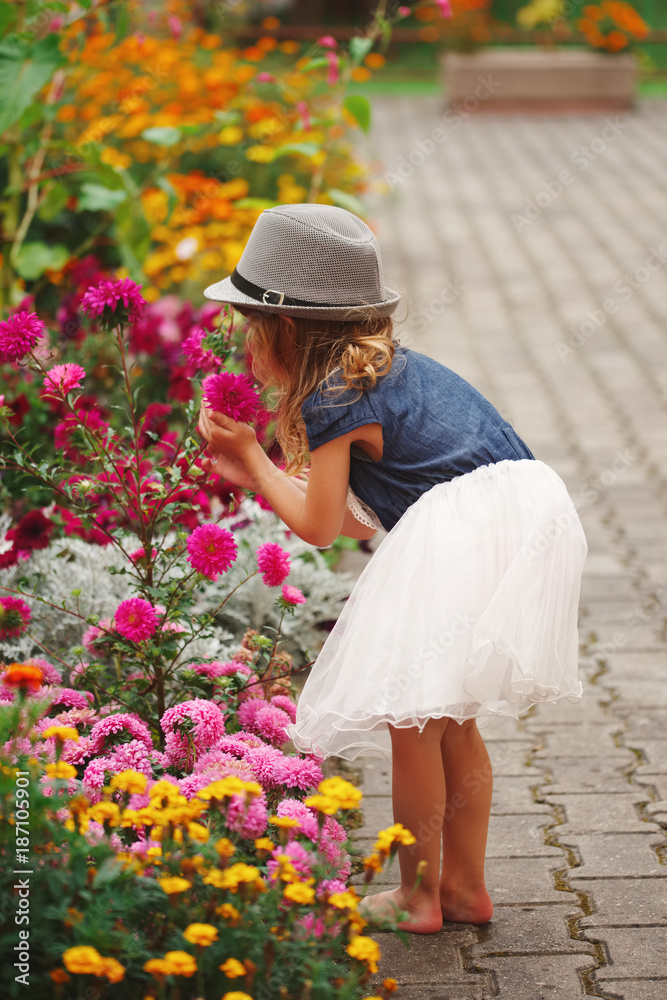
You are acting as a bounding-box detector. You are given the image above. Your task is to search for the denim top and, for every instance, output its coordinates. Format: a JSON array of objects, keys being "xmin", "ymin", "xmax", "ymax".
[{"xmin": 301, "ymin": 347, "xmax": 534, "ymax": 531}]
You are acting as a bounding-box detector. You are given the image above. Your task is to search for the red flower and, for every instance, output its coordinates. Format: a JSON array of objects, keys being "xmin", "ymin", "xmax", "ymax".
[
  {"xmin": 81, "ymin": 278, "xmax": 146, "ymax": 329},
  {"xmin": 6, "ymin": 510, "xmax": 53, "ymax": 551},
  {"xmin": 2, "ymin": 663, "xmax": 43, "ymax": 693}
]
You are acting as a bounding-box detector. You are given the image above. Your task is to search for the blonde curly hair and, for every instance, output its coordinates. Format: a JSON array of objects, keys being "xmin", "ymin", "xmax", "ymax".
[{"xmin": 240, "ymin": 308, "xmax": 396, "ymax": 473}]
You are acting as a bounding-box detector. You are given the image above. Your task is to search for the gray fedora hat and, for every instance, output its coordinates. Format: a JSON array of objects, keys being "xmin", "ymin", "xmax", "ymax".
[{"xmin": 203, "ymin": 203, "xmax": 401, "ymax": 320}]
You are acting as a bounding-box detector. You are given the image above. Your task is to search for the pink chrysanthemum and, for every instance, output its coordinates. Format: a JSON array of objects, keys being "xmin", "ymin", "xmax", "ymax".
[
  {"xmin": 0, "ymin": 595, "xmax": 32, "ymax": 639},
  {"xmin": 237, "ymin": 696, "xmax": 270, "ymax": 731},
  {"xmin": 128, "ymin": 546, "xmax": 157, "ymax": 563},
  {"xmin": 103, "ymin": 740, "xmax": 154, "ymax": 777},
  {"xmin": 81, "ymin": 278, "xmax": 146, "ymax": 328},
  {"xmin": 215, "ymin": 731, "xmax": 269, "ymax": 759},
  {"xmin": 270, "ymin": 694, "xmax": 297, "ymax": 723},
  {"xmin": 201, "ymin": 370, "xmax": 261, "ymax": 423},
  {"xmin": 281, "ymin": 584, "xmax": 306, "ymax": 606},
  {"xmin": 81, "ymin": 618, "xmax": 114, "ymax": 653},
  {"xmin": 47, "ymin": 687, "xmax": 93, "ymax": 712},
  {"xmin": 276, "ymin": 798, "xmax": 320, "ymax": 841},
  {"xmin": 243, "ymin": 745, "xmax": 286, "ymax": 789},
  {"xmin": 226, "ymin": 792, "xmax": 269, "ymax": 839},
  {"xmin": 186, "ymin": 523, "xmax": 237, "ymax": 580},
  {"xmin": 42, "ymin": 363, "xmax": 86, "ymax": 397},
  {"xmin": 61, "ymin": 735, "xmax": 94, "ymax": 766},
  {"xmin": 160, "ymin": 699, "xmax": 226, "ymax": 770},
  {"xmin": 256, "ymin": 542, "xmax": 291, "ymax": 587},
  {"xmin": 182, "ymin": 326, "xmax": 222, "ymax": 373},
  {"xmin": 89, "ymin": 712, "xmax": 153, "ymax": 754},
  {"xmin": 253, "ymin": 705, "xmax": 292, "ymax": 747},
  {"xmin": 114, "ymin": 598, "xmax": 158, "ymax": 642},
  {"xmin": 0, "ymin": 311, "xmax": 45, "ymax": 363},
  {"xmin": 272, "ymin": 755, "xmax": 323, "ymax": 791},
  {"xmin": 268, "ymin": 842, "xmax": 314, "ymax": 881}
]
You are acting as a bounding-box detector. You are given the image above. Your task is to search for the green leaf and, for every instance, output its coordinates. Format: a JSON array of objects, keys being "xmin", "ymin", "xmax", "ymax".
[
  {"xmin": 0, "ymin": 35, "xmax": 63, "ymax": 135},
  {"xmin": 15, "ymin": 241, "xmax": 69, "ymax": 280},
  {"xmin": 349, "ymin": 36, "xmax": 373, "ymax": 65},
  {"xmin": 37, "ymin": 182, "xmax": 69, "ymax": 222},
  {"xmin": 343, "ymin": 94, "xmax": 371, "ymax": 133},
  {"xmin": 141, "ymin": 126, "xmax": 182, "ymax": 147},
  {"xmin": 326, "ymin": 188, "xmax": 367, "ymax": 218},
  {"xmin": 77, "ymin": 183, "xmax": 127, "ymax": 213},
  {"xmin": 0, "ymin": 2, "xmax": 17, "ymax": 36},
  {"xmin": 299, "ymin": 57, "xmax": 329, "ymax": 72},
  {"xmin": 272, "ymin": 142, "xmax": 321, "ymax": 160}
]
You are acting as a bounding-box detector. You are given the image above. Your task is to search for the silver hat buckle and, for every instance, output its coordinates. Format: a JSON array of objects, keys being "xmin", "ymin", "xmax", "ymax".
[{"xmin": 262, "ymin": 289, "xmax": 285, "ymax": 305}]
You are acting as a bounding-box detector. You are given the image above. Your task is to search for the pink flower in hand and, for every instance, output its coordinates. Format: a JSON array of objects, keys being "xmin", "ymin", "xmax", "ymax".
[
  {"xmin": 186, "ymin": 523, "xmax": 238, "ymax": 580},
  {"xmin": 42, "ymin": 363, "xmax": 86, "ymax": 397},
  {"xmin": 256, "ymin": 542, "xmax": 291, "ymax": 587},
  {"xmin": 202, "ymin": 371, "xmax": 261, "ymax": 423}
]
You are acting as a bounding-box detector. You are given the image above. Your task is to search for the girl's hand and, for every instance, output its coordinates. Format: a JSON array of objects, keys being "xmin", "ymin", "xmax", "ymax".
[
  {"xmin": 201, "ymin": 451, "xmax": 256, "ymax": 491},
  {"xmin": 198, "ymin": 404, "xmax": 259, "ymax": 462}
]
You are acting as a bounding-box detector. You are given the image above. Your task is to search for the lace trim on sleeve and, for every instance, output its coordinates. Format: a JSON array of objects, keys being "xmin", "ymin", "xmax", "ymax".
[{"xmin": 347, "ymin": 486, "xmax": 383, "ymax": 531}]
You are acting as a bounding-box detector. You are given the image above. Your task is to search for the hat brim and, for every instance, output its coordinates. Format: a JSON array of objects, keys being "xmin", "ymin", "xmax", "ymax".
[{"xmin": 203, "ymin": 275, "xmax": 401, "ymax": 320}]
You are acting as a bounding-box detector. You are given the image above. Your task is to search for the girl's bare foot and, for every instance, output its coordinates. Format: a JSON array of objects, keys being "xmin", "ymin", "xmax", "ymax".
[
  {"xmin": 439, "ymin": 884, "xmax": 493, "ymax": 925},
  {"xmin": 360, "ymin": 887, "xmax": 443, "ymax": 935}
]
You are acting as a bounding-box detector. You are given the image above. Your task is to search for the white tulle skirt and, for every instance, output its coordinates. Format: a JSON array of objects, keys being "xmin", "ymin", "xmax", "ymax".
[{"xmin": 288, "ymin": 459, "xmax": 587, "ymax": 762}]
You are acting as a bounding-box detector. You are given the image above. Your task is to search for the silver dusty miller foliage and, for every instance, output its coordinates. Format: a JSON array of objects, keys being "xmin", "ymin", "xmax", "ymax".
[{"xmin": 0, "ymin": 503, "xmax": 352, "ymax": 666}]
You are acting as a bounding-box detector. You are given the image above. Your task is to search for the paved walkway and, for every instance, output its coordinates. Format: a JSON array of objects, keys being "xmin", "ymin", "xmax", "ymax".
[{"xmin": 345, "ymin": 97, "xmax": 667, "ymax": 999}]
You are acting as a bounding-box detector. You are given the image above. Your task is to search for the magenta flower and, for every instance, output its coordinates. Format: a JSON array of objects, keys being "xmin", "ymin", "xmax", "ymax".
[
  {"xmin": 128, "ymin": 546, "xmax": 158, "ymax": 564},
  {"xmin": 89, "ymin": 712, "xmax": 153, "ymax": 754},
  {"xmin": 226, "ymin": 792, "xmax": 269, "ymax": 839},
  {"xmin": 256, "ymin": 72, "xmax": 276, "ymax": 83},
  {"xmin": 42, "ymin": 363, "xmax": 86, "ymax": 397},
  {"xmin": 326, "ymin": 50, "xmax": 339, "ymax": 86},
  {"xmin": 0, "ymin": 596, "xmax": 31, "ymax": 639},
  {"xmin": 398, "ymin": 5, "xmax": 411, "ymax": 15},
  {"xmin": 201, "ymin": 370, "xmax": 261, "ymax": 423},
  {"xmin": 256, "ymin": 542, "xmax": 291, "ymax": 587},
  {"xmin": 281, "ymin": 584, "xmax": 306, "ymax": 606},
  {"xmin": 0, "ymin": 311, "xmax": 45, "ymax": 363},
  {"xmin": 434, "ymin": 0, "xmax": 452, "ymax": 16},
  {"xmin": 114, "ymin": 598, "xmax": 158, "ymax": 642},
  {"xmin": 272, "ymin": 755, "xmax": 323, "ymax": 791},
  {"xmin": 253, "ymin": 705, "xmax": 292, "ymax": 747},
  {"xmin": 81, "ymin": 278, "xmax": 146, "ymax": 329},
  {"xmin": 317, "ymin": 35, "xmax": 337, "ymax": 48},
  {"xmin": 24, "ymin": 657, "xmax": 62, "ymax": 685},
  {"xmin": 186, "ymin": 523, "xmax": 238, "ymax": 580},
  {"xmin": 182, "ymin": 326, "xmax": 222, "ymax": 374},
  {"xmin": 270, "ymin": 694, "xmax": 297, "ymax": 723},
  {"xmin": 48, "ymin": 687, "xmax": 95, "ymax": 712}
]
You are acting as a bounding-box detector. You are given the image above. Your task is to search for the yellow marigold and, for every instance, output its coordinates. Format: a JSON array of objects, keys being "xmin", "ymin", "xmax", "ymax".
[
  {"xmin": 220, "ymin": 957, "xmax": 246, "ymax": 978},
  {"xmin": 364, "ymin": 52, "xmax": 386, "ymax": 69},
  {"xmin": 363, "ymin": 852, "xmax": 383, "ymax": 874},
  {"xmin": 222, "ymin": 993, "xmax": 255, "ymax": 1000},
  {"xmin": 183, "ymin": 923, "xmax": 218, "ymax": 947},
  {"xmin": 347, "ymin": 935, "xmax": 381, "ymax": 973},
  {"xmin": 302, "ymin": 794, "xmax": 340, "ymax": 815},
  {"xmin": 214, "ymin": 837, "xmax": 236, "ymax": 859},
  {"xmin": 283, "ymin": 882, "xmax": 316, "ymax": 905},
  {"xmin": 351, "ymin": 66, "xmax": 372, "ymax": 83},
  {"xmin": 150, "ymin": 780, "xmax": 182, "ymax": 801},
  {"xmin": 157, "ymin": 875, "xmax": 192, "ymax": 894},
  {"xmin": 89, "ymin": 802, "xmax": 121, "ymax": 826},
  {"xmin": 198, "ymin": 777, "xmax": 261, "ymax": 801},
  {"xmin": 254, "ymin": 837, "xmax": 275, "ymax": 852},
  {"xmin": 42, "ymin": 726, "xmax": 79, "ymax": 742},
  {"xmin": 271, "ymin": 855, "xmax": 297, "ymax": 883},
  {"xmin": 98, "ymin": 956, "xmax": 125, "ymax": 983},
  {"xmin": 245, "ymin": 145, "xmax": 275, "ymax": 163},
  {"xmin": 280, "ymin": 40, "xmax": 300, "ymax": 54},
  {"xmin": 216, "ymin": 902, "xmax": 240, "ymax": 925},
  {"xmin": 187, "ymin": 821, "xmax": 209, "ymax": 842},
  {"xmin": 328, "ymin": 889, "xmax": 359, "ymax": 910},
  {"xmin": 110, "ymin": 770, "xmax": 147, "ymax": 795},
  {"xmin": 374, "ymin": 822, "xmax": 417, "ymax": 854},
  {"xmin": 45, "ymin": 762, "xmax": 77, "ymax": 780},
  {"xmin": 317, "ymin": 777, "xmax": 362, "ymax": 809},
  {"xmin": 218, "ymin": 125, "xmax": 243, "ymax": 146},
  {"xmin": 100, "ymin": 147, "xmax": 132, "ymax": 169},
  {"xmin": 143, "ymin": 958, "xmax": 172, "ymax": 977},
  {"xmin": 216, "ymin": 863, "xmax": 262, "ymax": 891},
  {"xmin": 62, "ymin": 946, "xmax": 124, "ymax": 979},
  {"xmin": 163, "ymin": 951, "xmax": 197, "ymax": 977},
  {"xmin": 269, "ymin": 816, "xmax": 300, "ymax": 829},
  {"xmin": 383, "ymin": 979, "xmax": 398, "ymax": 994}
]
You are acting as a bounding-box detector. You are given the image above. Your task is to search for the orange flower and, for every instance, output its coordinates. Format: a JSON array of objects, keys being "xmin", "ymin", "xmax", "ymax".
[
  {"xmin": 3, "ymin": 664, "xmax": 43, "ymax": 692},
  {"xmin": 603, "ymin": 29, "xmax": 629, "ymax": 49}
]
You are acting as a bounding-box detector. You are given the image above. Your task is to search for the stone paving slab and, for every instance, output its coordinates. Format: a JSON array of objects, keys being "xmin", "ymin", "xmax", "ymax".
[
  {"xmin": 469, "ymin": 954, "xmax": 595, "ymax": 999},
  {"xmin": 598, "ymin": 980, "xmax": 667, "ymax": 1000},
  {"xmin": 589, "ymin": 927, "xmax": 667, "ymax": 979},
  {"xmin": 469, "ymin": 903, "xmax": 592, "ymax": 955},
  {"xmin": 485, "ymin": 857, "xmax": 576, "ymax": 905},
  {"xmin": 576, "ymin": 877, "xmax": 667, "ymax": 926},
  {"xmin": 534, "ymin": 757, "xmax": 634, "ymax": 794},
  {"xmin": 543, "ymin": 792, "xmax": 652, "ymax": 834},
  {"xmin": 486, "ymin": 814, "xmax": 562, "ymax": 858},
  {"xmin": 565, "ymin": 834, "xmax": 664, "ymax": 878}
]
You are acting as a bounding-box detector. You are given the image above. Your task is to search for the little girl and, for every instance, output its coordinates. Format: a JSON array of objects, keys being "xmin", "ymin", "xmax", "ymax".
[{"xmin": 198, "ymin": 204, "xmax": 587, "ymax": 935}]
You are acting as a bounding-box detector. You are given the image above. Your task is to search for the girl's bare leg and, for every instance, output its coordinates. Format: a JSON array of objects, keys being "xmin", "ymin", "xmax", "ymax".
[
  {"xmin": 439, "ymin": 719, "xmax": 493, "ymax": 923},
  {"xmin": 360, "ymin": 718, "xmax": 449, "ymax": 934}
]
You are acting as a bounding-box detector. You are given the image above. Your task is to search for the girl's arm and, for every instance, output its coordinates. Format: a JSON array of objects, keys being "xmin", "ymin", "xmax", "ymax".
[{"xmin": 198, "ymin": 406, "xmax": 377, "ymax": 546}]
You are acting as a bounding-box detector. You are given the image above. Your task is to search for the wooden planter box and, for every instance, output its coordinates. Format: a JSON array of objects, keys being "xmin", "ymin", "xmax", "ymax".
[{"xmin": 443, "ymin": 48, "xmax": 638, "ymax": 112}]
